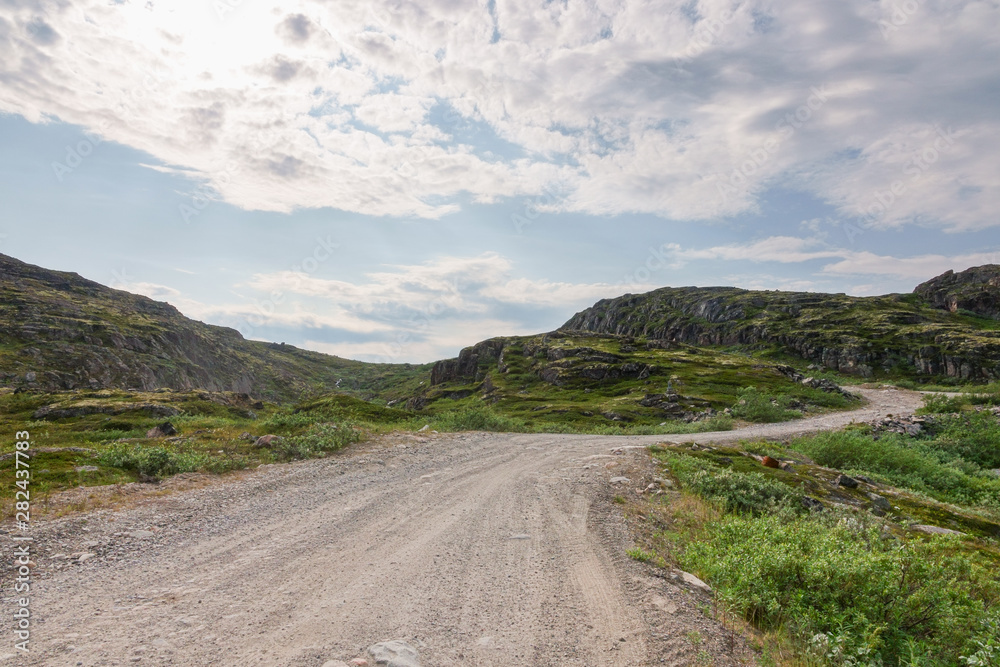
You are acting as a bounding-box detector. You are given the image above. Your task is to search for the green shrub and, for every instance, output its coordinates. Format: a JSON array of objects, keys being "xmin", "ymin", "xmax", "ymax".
[
  {"xmin": 97, "ymin": 443, "xmax": 204, "ymax": 478},
  {"xmin": 430, "ymin": 406, "xmax": 528, "ymax": 432},
  {"xmin": 656, "ymin": 450, "xmax": 800, "ymax": 515},
  {"xmin": 933, "ymin": 411, "xmax": 1000, "ymax": 469},
  {"xmin": 688, "ymin": 468, "xmax": 801, "ymax": 514},
  {"xmin": 730, "ymin": 387, "xmax": 802, "ymax": 423},
  {"xmin": 682, "ymin": 512, "xmax": 998, "ymax": 665},
  {"xmin": 790, "ymin": 430, "xmax": 1000, "ymax": 507},
  {"xmin": 920, "ymin": 393, "xmax": 971, "ymax": 414},
  {"xmin": 272, "ymin": 422, "xmax": 362, "ymax": 460}
]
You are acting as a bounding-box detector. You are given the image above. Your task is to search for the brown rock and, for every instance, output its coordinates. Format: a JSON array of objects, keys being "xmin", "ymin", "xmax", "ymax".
[
  {"xmin": 761, "ymin": 456, "xmax": 781, "ymax": 469},
  {"xmin": 253, "ymin": 434, "xmax": 283, "ymax": 448}
]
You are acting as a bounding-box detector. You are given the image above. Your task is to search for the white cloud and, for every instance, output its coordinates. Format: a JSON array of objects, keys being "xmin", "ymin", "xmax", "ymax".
[
  {"xmin": 0, "ymin": 0, "xmax": 996, "ymax": 227},
  {"xmin": 820, "ymin": 251, "xmax": 1000, "ymax": 280},
  {"xmin": 670, "ymin": 236, "xmax": 843, "ymax": 263},
  {"xmin": 665, "ymin": 237, "xmax": 1000, "ymax": 283}
]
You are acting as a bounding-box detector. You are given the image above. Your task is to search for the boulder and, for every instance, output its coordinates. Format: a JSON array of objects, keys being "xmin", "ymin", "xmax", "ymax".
[
  {"xmin": 868, "ymin": 493, "xmax": 891, "ymax": 511},
  {"xmin": 146, "ymin": 421, "xmax": 177, "ymax": 438},
  {"xmin": 761, "ymin": 456, "xmax": 781, "ymax": 469},
  {"xmin": 253, "ymin": 434, "xmax": 283, "ymax": 448},
  {"xmin": 678, "ymin": 570, "xmax": 712, "ymax": 593},
  {"xmin": 835, "ymin": 474, "xmax": 859, "ymax": 488},
  {"xmin": 912, "ymin": 524, "xmax": 965, "ymax": 536}
]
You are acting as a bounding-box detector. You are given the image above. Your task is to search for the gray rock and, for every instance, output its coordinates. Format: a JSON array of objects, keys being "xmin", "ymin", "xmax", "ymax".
[
  {"xmin": 368, "ymin": 640, "xmax": 420, "ymax": 667},
  {"xmin": 74, "ymin": 465, "xmax": 100, "ymax": 472},
  {"xmin": 868, "ymin": 493, "xmax": 891, "ymax": 511},
  {"xmin": 129, "ymin": 530, "xmax": 155, "ymax": 539},
  {"xmin": 678, "ymin": 570, "xmax": 712, "ymax": 593},
  {"xmin": 146, "ymin": 421, "xmax": 177, "ymax": 438},
  {"xmin": 609, "ymin": 476, "xmax": 631, "ymax": 484},
  {"xmin": 912, "ymin": 524, "xmax": 965, "ymax": 536},
  {"xmin": 801, "ymin": 496, "xmax": 824, "ymax": 512},
  {"xmin": 835, "ymin": 474, "xmax": 859, "ymax": 488}
]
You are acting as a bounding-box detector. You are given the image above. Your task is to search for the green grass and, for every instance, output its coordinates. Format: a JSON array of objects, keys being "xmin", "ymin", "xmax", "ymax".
[
  {"xmin": 682, "ymin": 512, "xmax": 999, "ymax": 665},
  {"xmin": 789, "ymin": 426, "xmax": 1000, "ymax": 511},
  {"xmin": 643, "ymin": 433, "xmax": 1000, "ymax": 666}
]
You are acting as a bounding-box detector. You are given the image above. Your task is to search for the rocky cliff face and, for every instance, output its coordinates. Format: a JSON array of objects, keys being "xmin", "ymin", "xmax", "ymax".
[
  {"xmin": 0, "ymin": 253, "xmax": 408, "ymax": 400},
  {"xmin": 914, "ymin": 265, "xmax": 1000, "ymax": 320},
  {"xmin": 562, "ymin": 271, "xmax": 1000, "ymax": 381}
]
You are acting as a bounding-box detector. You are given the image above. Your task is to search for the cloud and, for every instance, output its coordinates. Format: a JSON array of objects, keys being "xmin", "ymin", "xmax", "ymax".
[
  {"xmin": 670, "ymin": 236, "xmax": 843, "ymax": 263},
  {"xmin": 665, "ymin": 236, "xmax": 1000, "ymax": 283},
  {"xmin": 820, "ymin": 251, "xmax": 1000, "ymax": 280},
  {"xmin": 0, "ymin": 0, "xmax": 996, "ymax": 227}
]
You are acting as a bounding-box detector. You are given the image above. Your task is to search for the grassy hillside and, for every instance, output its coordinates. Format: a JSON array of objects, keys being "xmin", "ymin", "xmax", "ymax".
[
  {"xmin": 412, "ymin": 330, "xmax": 859, "ymax": 433},
  {"xmin": 619, "ymin": 394, "xmax": 1000, "ymax": 665},
  {"xmin": 564, "ymin": 272, "xmax": 1000, "ymax": 383},
  {"xmin": 0, "ymin": 253, "xmax": 428, "ymax": 400}
]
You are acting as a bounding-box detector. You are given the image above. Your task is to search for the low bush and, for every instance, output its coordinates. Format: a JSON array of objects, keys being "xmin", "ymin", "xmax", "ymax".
[
  {"xmin": 430, "ymin": 406, "xmax": 528, "ymax": 432},
  {"xmin": 730, "ymin": 387, "xmax": 802, "ymax": 423},
  {"xmin": 681, "ymin": 512, "xmax": 999, "ymax": 665},
  {"xmin": 790, "ymin": 430, "xmax": 1000, "ymax": 508},
  {"xmin": 932, "ymin": 411, "xmax": 1000, "ymax": 469},
  {"xmin": 97, "ymin": 443, "xmax": 204, "ymax": 478},
  {"xmin": 657, "ymin": 450, "xmax": 800, "ymax": 515},
  {"xmin": 920, "ymin": 393, "xmax": 972, "ymax": 414},
  {"xmin": 272, "ymin": 422, "xmax": 362, "ymax": 460}
]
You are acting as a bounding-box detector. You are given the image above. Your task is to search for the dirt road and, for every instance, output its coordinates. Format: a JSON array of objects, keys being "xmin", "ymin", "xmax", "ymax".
[{"xmin": 2, "ymin": 387, "xmax": 922, "ymax": 666}]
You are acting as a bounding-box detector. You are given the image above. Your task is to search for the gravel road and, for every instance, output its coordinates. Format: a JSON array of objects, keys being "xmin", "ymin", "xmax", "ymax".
[{"xmin": 1, "ymin": 386, "xmax": 923, "ymax": 666}]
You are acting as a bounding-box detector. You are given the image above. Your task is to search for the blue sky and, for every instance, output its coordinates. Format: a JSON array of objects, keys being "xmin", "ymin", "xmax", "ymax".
[{"xmin": 1, "ymin": 0, "xmax": 998, "ymax": 362}]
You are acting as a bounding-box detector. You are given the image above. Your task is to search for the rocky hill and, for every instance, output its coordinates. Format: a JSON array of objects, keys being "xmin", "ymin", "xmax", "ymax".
[
  {"xmin": 914, "ymin": 264, "xmax": 1000, "ymax": 320},
  {"xmin": 561, "ymin": 267, "xmax": 1000, "ymax": 381},
  {"xmin": 0, "ymin": 253, "xmax": 425, "ymax": 400}
]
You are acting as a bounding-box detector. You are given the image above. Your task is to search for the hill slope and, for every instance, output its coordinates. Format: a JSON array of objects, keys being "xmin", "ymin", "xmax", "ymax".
[
  {"xmin": 0, "ymin": 253, "xmax": 426, "ymax": 400},
  {"xmin": 562, "ymin": 268, "xmax": 1000, "ymax": 381}
]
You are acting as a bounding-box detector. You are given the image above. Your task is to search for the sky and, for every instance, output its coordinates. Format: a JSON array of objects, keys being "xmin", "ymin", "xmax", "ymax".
[{"xmin": 1, "ymin": 0, "xmax": 999, "ymax": 363}]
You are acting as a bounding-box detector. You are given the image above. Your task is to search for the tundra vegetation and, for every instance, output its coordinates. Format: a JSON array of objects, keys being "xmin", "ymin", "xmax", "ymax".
[{"xmin": 620, "ymin": 390, "xmax": 1000, "ymax": 666}]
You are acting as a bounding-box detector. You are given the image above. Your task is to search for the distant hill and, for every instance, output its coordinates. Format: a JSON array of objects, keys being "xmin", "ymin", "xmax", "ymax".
[
  {"xmin": 561, "ymin": 267, "xmax": 1000, "ymax": 381},
  {"xmin": 0, "ymin": 253, "xmax": 427, "ymax": 400}
]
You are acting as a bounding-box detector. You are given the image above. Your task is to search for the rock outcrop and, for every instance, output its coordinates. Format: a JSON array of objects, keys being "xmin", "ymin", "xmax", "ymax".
[
  {"xmin": 914, "ymin": 265, "xmax": 1000, "ymax": 320},
  {"xmin": 562, "ymin": 269, "xmax": 1000, "ymax": 380}
]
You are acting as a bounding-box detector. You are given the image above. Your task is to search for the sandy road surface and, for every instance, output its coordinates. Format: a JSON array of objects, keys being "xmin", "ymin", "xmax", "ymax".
[{"xmin": 2, "ymin": 387, "xmax": 922, "ymax": 666}]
